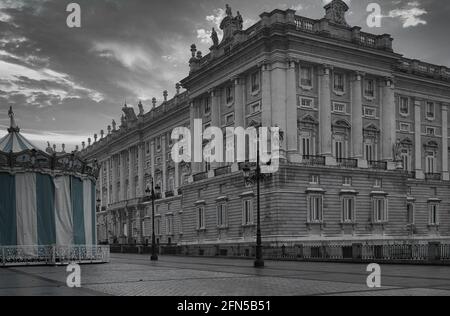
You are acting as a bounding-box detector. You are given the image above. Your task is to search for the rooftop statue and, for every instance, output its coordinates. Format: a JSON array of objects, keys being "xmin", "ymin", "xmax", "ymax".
[
  {"xmin": 211, "ymin": 27, "xmax": 219, "ymax": 47},
  {"xmin": 324, "ymin": 0, "xmax": 349, "ymax": 26},
  {"xmin": 225, "ymin": 4, "xmax": 232, "ymax": 17},
  {"xmin": 8, "ymin": 106, "xmax": 20, "ymax": 133}
]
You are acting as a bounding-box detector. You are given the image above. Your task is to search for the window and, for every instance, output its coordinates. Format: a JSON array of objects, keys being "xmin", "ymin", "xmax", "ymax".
[
  {"xmin": 365, "ymin": 142, "xmax": 376, "ymax": 161},
  {"xmin": 426, "ymin": 102, "xmax": 435, "ymax": 120},
  {"xmin": 364, "ymin": 79, "xmax": 375, "ymax": 98},
  {"xmin": 308, "ymin": 195, "xmax": 323, "ymax": 223},
  {"xmin": 300, "ymin": 132, "xmax": 313, "ymax": 157},
  {"xmin": 226, "ymin": 86, "xmax": 234, "ymax": 105},
  {"xmin": 197, "ymin": 207, "xmax": 205, "ymax": 230},
  {"xmin": 364, "ymin": 107, "xmax": 376, "ymax": 118},
  {"xmin": 155, "ymin": 217, "xmax": 161, "ymax": 235},
  {"xmin": 426, "ymin": 152, "xmax": 436, "ymax": 174},
  {"xmin": 333, "ymin": 73, "xmax": 345, "ymax": 92},
  {"xmin": 251, "ymin": 71, "xmax": 260, "ymax": 93},
  {"xmin": 429, "ymin": 203, "xmax": 439, "ymax": 226},
  {"xmin": 342, "ymin": 196, "xmax": 355, "ymax": 223},
  {"xmin": 334, "ymin": 139, "xmax": 345, "ymax": 159},
  {"xmin": 401, "ymin": 149, "xmax": 411, "ymax": 172},
  {"xmin": 399, "ymin": 97, "xmax": 409, "ymax": 116},
  {"xmin": 400, "ymin": 123, "xmax": 410, "ymax": 132},
  {"xmin": 300, "ymin": 66, "xmax": 313, "ymax": 87},
  {"xmin": 166, "ymin": 216, "xmax": 174, "ymax": 235},
  {"xmin": 299, "ymin": 97, "xmax": 314, "ymax": 108},
  {"xmin": 248, "ymin": 101, "xmax": 261, "ymax": 115},
  {"xmin": 374, "ymin": 178, "xmax": 382, "ymax": 188},
  {"xmin": 372, "ymin": 197, "xmax": 388, "ymax": 223},
  {"xmin": 426, "ymin": 127, "xmax": 436, "ymax": 136},
  {"xmin": 217, "ymin": 203, "xmax": 227, "ymax": 228},
  {"xmin": 204, "ymin": 97, "xmax": 211, "ymax": 114},
  {"xmin": 242, "ymin": 199, "xmax": 253, "ymax": 225},
  {"xmin": 156, "ymin": 137, "xmax": 161, "ymax": 152},
  {"xmin": 333, "ymin": 102, "xmax": 346, "ymax": 113},
  {"xmin": 407, "ymin": 203, "xmax": 414, "ymax": 224},
  {"xmin": 309, "ymin": 175, "xmax": 320, "ymax": 184},
  {"xmin": 225, "ymin": 113, "xmax": 234, "ymax": 125},
  {"xmin": 343, "ymin": 177, "xmax": 352, "ymax": 186}
]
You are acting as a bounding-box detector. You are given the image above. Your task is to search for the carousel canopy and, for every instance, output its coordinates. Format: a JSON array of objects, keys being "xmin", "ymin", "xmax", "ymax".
[{"xmin": 0, "ymin": 107, "xmax": 40, "ymax": 153}]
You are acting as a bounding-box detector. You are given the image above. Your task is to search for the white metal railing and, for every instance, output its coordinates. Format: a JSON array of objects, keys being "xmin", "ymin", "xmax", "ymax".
[{"xmin": 0, "ymin": 245, "xmax": 110, "ymax": 267}]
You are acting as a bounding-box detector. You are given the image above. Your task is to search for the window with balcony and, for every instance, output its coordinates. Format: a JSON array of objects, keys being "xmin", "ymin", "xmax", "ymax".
[
  {"xmin": 333, "ymin": 73, "xmax": 345, "ymax": 93},
  {"xmin": 300, "ymin": 132, "xmax": 314, "ymax": 157},
  {"xmin": 364, "ymin": 79, "xmax": 375, "ymax": 98},
  {"xmin": 342, "ymin": 196, "xmax": 356, "ymax": 223},
  {"xmin": 401, "ymin": 149, "xmax": 411, "ymax": 172},
  {"xmin": 334, "ymin": 139, "xmax": 346, "ymax": 159},
  {"xmin": 307, "ymin": 194, "xmax": 323, "ymax": 223},
  {"xmin": 155, "ymin": 217, "xmax": 161, "ymax": 235},
  {"xmin": 426, "ymin": 102, "xmax": 435, "ymax": 120},
  {"xmin": 399, "ymin": 97, "xmax": 409, "ymax": 116},
  {"xmin": 372, "ymin": 197, "xmax": 388, "ymax": 223},
  {"xmin": 364, "ymin": 141, "xmax": 376, "ymax": 161},
  {"xmin": 217, "ymin": 203, "xmax": 228, "ymax": 228},
  {"xmin": 251, "ymin": 71, "xmax": 260, "ymax": 93},
  {"xmin": 426, "ymin": 152, "xmax": 436, "ymax": 174},
  {"xmin": 242, "ymin": 199, "xmax": 253, "ymax": 225},
  {"xmin": 300, "ymin": 66, "xmax": 313, "ymax": 88}
]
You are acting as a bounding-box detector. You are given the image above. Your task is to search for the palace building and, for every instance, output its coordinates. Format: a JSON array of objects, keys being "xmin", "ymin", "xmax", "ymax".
[{"xmin": 82, "ymin": 1, "xmax": 450, "ymax": 255}]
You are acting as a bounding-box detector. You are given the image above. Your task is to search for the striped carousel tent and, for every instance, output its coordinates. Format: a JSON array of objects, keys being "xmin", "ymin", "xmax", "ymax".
[{"xmin": 0, "ymin": 107, "xmax": 107, "ymax": 265}]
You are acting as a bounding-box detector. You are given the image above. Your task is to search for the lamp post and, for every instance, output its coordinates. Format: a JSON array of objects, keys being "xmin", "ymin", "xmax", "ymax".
[
  {"xmin": 146, "ymin": 179, "xmax": 161, "ymax": 261},
  {"xmin": 243, "ymin": 123, "xmax": 284, "ymax": 268}
]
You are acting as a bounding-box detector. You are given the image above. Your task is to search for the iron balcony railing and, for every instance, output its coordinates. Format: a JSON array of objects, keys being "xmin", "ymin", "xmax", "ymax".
[
  {"xmin": 302, "ymin": 155, "xmax": 326, "ymax": 166},
  {"xmin": 193, "ymin": 172, "xmax": 208, "ymax": 182},
  {"xmin": 425, "ymin": 173, "xmax": 441, "ymax": 181},
  {"xmin": 336, "ymin": 158, "xmax": 358, "ymax": 168},
  {"xmin": 214, "ymin": 165, "xmax": 232, "ymax": 177},
  {"xmin": 368, "ymin": 160, "xmax": 387, "ymax": 170}
]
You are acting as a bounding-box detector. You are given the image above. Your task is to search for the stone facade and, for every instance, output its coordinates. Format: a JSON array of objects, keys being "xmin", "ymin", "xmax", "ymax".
[{"xmin": 82, "ymin": 1, "xmax": 450, "ymax": 249}]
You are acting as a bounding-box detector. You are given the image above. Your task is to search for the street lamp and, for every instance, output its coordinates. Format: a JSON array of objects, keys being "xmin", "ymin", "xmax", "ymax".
[{"xmin": 146, "ymin": 179, "xmax": 161, "ymax": 261}]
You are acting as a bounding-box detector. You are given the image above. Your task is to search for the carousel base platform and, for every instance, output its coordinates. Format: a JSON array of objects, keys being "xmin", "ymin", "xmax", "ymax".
[{"xmin": 0, "ymin": 245, "xmax": 110, "ymax": 267}]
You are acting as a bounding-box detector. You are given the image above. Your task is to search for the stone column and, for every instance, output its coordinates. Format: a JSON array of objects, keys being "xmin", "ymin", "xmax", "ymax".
[
  {"xmin": 137, "ymin": 142, "xmax": 145, "ymax": 197},
  {"xmin": 414, "ymin": 99, "xmax": 424, "ymax": 179},
  {"xmin": 234, "ymin": 77, "xmax": 245, "ymax": 129},
  {"xmin": 286, "ymin": 59, "xmax": 299, "ymax": 161},
  {"xmin": 319, "ymin": 66, "xmax": 333, "ymax": 158},
  {"xmin": 381, "ymin": 78, "xmax": 396, "ymax": 161},
  {"xmin": 150, "ymin": 140, "xmax": 155, "ymax": 185},
  {"xmin": 442, "ymin": 104, "xmax": 449, "ymax": 180},
  {"xmin": 174, "ymin": 161, "xmax": 180, "ymax": 196},
  {"xmin": 119, "ymin": 151, "xmax": 126, "ymax": 201},
  {"xmin": 261, "ymin": 62, "xmax": 272, "ymax": 128},
  {"xmin": 210, "ymin": 89, "xmax": 221, "ymax": 170},
  {"xmin": 112, "ymin": 155, "xmax": 117, "ymax": 203},
  {"xmin": 162, "ymin": 134, "xmax": 167, "ymax": 197},
  {"xmin": 189, "ymin": 101, "xmax": 200, "ymax": 176},
  {"xmin": 351, "ymin": 73, "xmax": 364, "ymax": 161},
  {"xmin": 271, "ymin": 61, "xmax": 287, "ymax": 155},
  {"xmin": 128, "ymin": 147, "xmax": 136, "ymax": 199},
  {"xmin": 106, "ymin": 158, "xmax": 111, "ymax": 206}
]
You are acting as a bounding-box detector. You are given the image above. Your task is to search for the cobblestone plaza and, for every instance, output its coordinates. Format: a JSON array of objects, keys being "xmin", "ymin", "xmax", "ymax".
[{"xmin": 2, "ymin": 254, "xmax": 450, "ymax": 296}]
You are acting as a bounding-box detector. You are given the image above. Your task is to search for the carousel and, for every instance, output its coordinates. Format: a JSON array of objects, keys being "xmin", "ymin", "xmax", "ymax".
[{"xmin": 0, "ymin": 107, "xmax": 109, "ymax": 266}]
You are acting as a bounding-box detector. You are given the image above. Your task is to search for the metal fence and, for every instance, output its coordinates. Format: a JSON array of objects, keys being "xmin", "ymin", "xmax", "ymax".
[{"xmin": 0, "ymin": 245, "xmax": 110, "ymax": 267}]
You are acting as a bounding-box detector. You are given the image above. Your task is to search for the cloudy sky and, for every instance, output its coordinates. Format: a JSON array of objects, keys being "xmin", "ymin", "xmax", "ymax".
[{"xmin": 0, "ymin": 0, "xmax": 448, "ymax": 150}]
